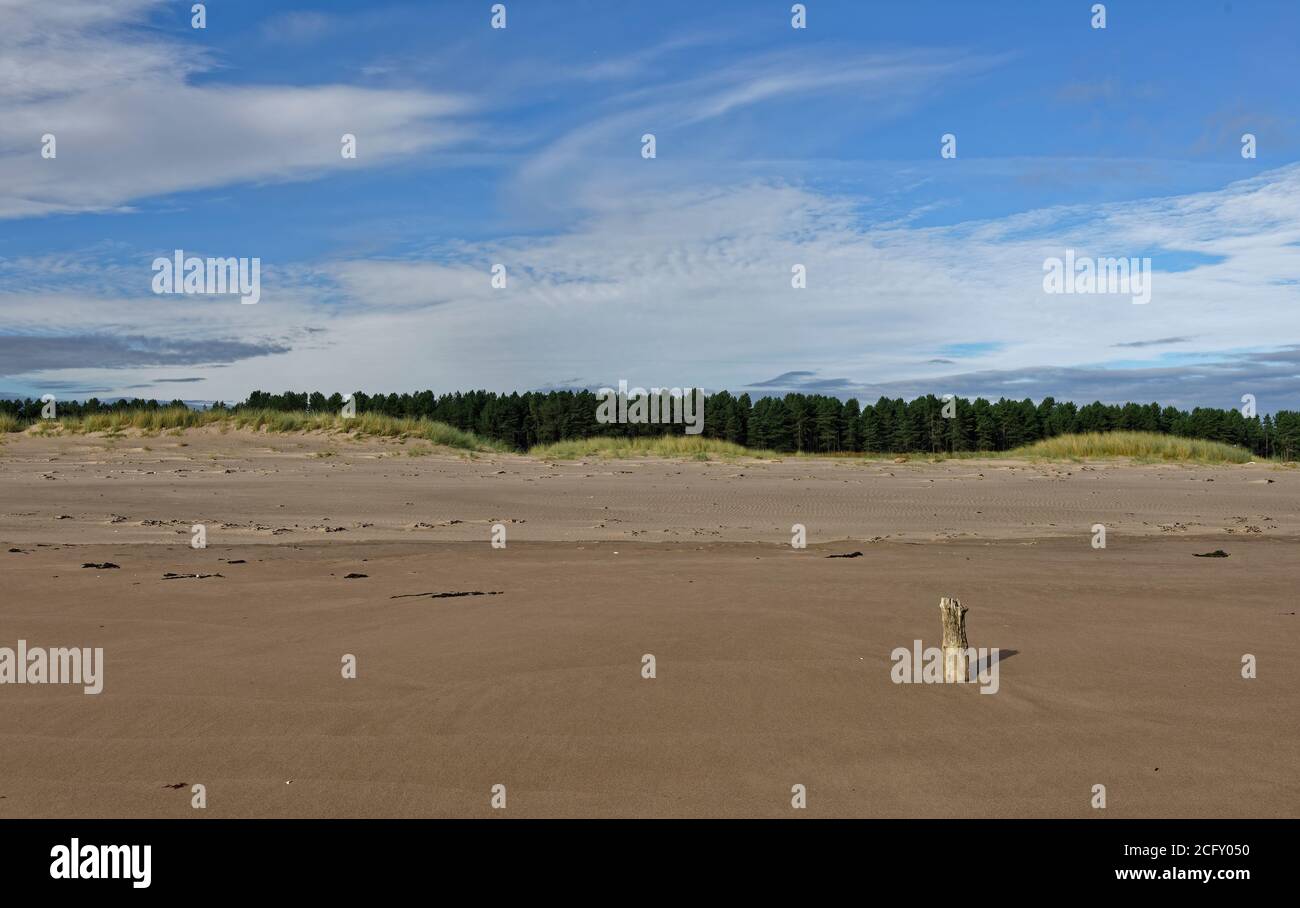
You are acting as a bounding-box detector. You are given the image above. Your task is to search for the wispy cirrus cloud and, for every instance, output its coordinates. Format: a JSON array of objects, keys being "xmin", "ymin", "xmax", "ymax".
[{"xmin": 513, "ymin": 47, "xmax": 1008, "ymax": 211}]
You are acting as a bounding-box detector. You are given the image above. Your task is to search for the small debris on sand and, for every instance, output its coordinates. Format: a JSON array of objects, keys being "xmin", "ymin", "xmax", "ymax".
[
  {"xmin": 826, "ymin": 551, "xmax": 864, "ymax": 558},
  {"xmin": 344, "ymin": 572, "xmax": 368, "ymax": 579},
  {"xmin": 389, "ymin": 590, "xmax": 503, "ymax": 600},
  {"xmin": 161, "ymin": 572, "xmax": 224, "ymax": 580},
  {"xmin": 82, "ymin": 562, "xmax": 120, "ymax": 569},
  {"xmin": 1193, "ymin": 550, "xmax": 1230, "ymax": 558}
]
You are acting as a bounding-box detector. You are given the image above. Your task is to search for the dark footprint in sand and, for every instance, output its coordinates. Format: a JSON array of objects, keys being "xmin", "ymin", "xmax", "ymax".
[
  {"xmin": 82, "ymin": 562, "xmax": 120, "ymax": 569},
  {"xmin": 826, "ymin": 551, "xmax": 863, "ymax": 558},
  {"xmin": 344, "ymin": 573, "xmax": 368, "ymax": 579},
  {"xmin": 162, "ymin": 782, "xmax": 186, "ymax": 790},
  {"xmin": 1193, "ymin": 550, "xmax": 1230, "ymax": 558}
]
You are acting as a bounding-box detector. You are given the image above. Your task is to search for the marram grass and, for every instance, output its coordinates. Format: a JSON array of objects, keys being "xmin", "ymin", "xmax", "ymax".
[
  {"xmin": 67, "ymin": 407, "xmax": 214, "ymax": 433},
  {"xmin": 0, "ymin": 411, "xmax": 1264, "ymax": 463},
  {"xmin": 1008, "ymin": 431, "xmax": 1254, "ymax": 463},
  {"xmin": 533, "ymin": 430, "xmax": 1260, "ymax": 463},
  {"xmin": 5, "ymin": 408, "xmax": 503, "ymax": 452},
  {"xmin": 529, "ymin": 435, "xmax": 774, "ymax": 460}
]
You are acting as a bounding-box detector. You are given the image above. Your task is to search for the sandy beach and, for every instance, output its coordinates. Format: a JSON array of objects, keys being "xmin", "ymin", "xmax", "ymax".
[{"xmin": 1, "ymin": 428, "xmax": 1296, "ymax": 817}]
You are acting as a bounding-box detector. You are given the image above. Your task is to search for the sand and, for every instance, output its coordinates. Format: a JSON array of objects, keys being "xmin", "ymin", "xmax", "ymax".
[{"xmin": 1, "ymin": 428, "xmax": 1296, "ymax": 817}]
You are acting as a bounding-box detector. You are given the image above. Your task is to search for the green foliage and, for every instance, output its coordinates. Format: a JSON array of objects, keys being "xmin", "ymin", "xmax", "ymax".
[{"xmin": 2, "ymin": 390, "xmax": 1297, "ymax": 459}]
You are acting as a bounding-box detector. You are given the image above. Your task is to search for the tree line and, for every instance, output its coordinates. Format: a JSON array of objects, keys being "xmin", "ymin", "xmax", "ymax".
[{"xmin": 5, "ymin": 389, "xmax": 1299, "ymax": 459}]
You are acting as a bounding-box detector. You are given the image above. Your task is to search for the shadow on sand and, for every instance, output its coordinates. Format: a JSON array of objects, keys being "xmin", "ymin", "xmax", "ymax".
[{"xmin": 973, "ymin": 648, "xmax": 1019, "ymax": 679}]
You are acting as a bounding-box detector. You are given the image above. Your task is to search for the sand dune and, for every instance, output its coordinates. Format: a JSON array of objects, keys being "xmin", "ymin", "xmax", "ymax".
[{"xmin": 0, "ymin": 428, "xmax": 1294, "ymax": 544}]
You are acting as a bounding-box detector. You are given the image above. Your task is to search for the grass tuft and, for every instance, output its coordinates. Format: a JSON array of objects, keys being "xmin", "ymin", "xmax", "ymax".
[
  {"xmin": 1009, "ymin": 431, "xmax": 1254, "ymax": 463},
  {"xmin": 528, "ymin": 435, "xmax": 775, "ymax": 460}
]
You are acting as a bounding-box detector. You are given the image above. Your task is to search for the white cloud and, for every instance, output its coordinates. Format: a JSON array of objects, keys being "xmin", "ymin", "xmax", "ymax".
[
  {"xmin": 5, "ymin": 163, "xmax": 1299, "ymax": 402},
  {"xmin": 0, "ymin": 0, "xmax": 473, "ymax": 218},
  {"xmin": 70, "ymin": 162, "xmax": 1277, "ymax": 401},
  {"xmin": 326, "ymin": 261, "xmax": 495, "ymax": 308}
]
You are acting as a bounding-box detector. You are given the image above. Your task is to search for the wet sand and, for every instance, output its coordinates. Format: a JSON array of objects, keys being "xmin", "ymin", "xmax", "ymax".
[{"xmin": 1, "ymin": 429, "xmax": 1296, "ymax": 817}]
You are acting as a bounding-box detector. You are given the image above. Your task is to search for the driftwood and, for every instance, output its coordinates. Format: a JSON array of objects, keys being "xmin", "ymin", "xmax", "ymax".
[{"xmin": 939, "ymin": 597, "xmax": 969, "ymax": 683}]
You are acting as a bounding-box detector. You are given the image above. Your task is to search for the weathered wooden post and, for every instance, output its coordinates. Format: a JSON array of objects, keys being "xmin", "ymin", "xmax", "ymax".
[{"xmin": 939, "ymin": 597, "xmax": 968, "ymax": 683}]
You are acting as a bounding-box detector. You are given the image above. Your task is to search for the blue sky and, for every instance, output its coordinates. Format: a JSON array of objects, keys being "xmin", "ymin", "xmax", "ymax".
[{"xmin": 1, "ymin": 0, "xmax": 1298, "ymax": 409}]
